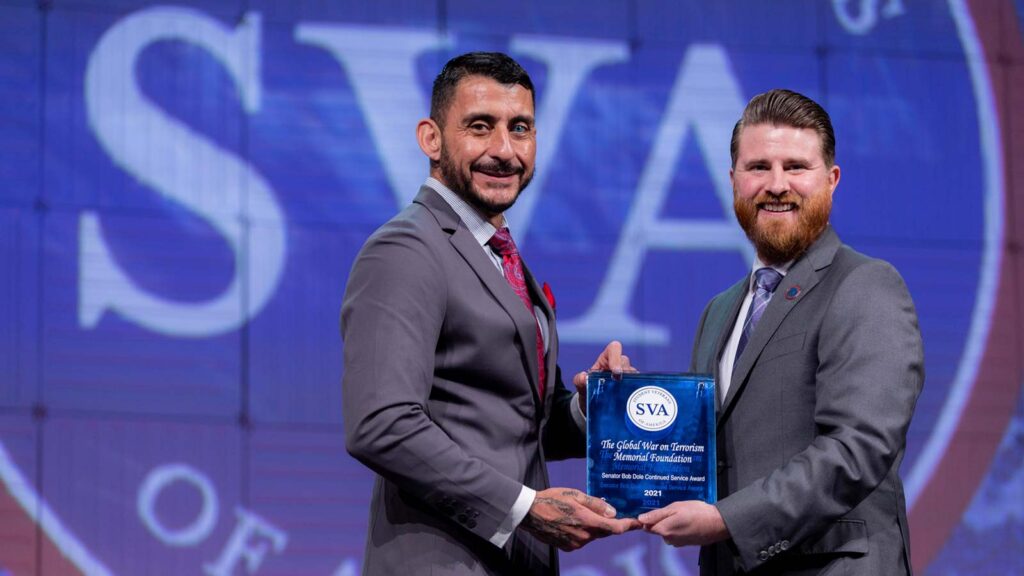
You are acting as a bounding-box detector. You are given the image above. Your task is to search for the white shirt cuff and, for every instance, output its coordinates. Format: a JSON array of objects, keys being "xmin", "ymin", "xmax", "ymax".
[
  {"xmin": 489, "ymin": 485, "xmax": 536, "ymax": 548},
  {"xmin": 570, "ymin": 392, "xmax": 587, "ymax": 430}
]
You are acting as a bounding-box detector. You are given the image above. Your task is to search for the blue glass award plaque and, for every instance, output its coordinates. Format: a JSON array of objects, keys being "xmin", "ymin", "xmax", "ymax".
[{"xmin": 586, "ymin": 372, "xmax": 716, "ymax": 518}]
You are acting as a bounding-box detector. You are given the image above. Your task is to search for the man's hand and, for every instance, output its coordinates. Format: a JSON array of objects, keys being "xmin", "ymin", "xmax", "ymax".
[
  {"xmin": 638, "ymin": 501, "xmax": 730, "ymax": 547},
  {"xmin": 572, "ymin": 341, "xmax": 637, "ymax": 414},
  {"xmin": 520, "ymin": 488, "xmax": 640, "ymax": 551}
]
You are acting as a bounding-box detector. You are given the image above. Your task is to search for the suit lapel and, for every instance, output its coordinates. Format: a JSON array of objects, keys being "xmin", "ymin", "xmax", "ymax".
[
  {"xmin": 414, "ymin": 187, "xmax": 543, "ymax": 406},
  {"xmin": 721, "ymin": 227, "xmax": 842, "ymax": 415},
  {"xmin": 709, "ymin": 280, "xmax": 747, "ymax": 406},
  {"xmin": 708, "ymin": 278, "xmax": 749, "ymax": 412}
]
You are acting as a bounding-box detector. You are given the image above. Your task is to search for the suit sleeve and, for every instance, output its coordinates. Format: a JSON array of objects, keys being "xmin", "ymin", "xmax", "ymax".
[
  {"xmin": 341, "ymin": 222, "xmax": 523, "ymax": 543},
  {"xmin": 716, "ymin": 260, "xmax": 924, "ymax": 571}
]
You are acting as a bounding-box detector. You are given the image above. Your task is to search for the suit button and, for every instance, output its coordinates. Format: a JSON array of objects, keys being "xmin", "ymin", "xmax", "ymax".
[
  {"xmin": 758, "ymin": 550, "xmax": 769, "ymax": 561},
  {"xmin": 467, "ymin": 518, "xmax": 477, "ymax": 528},
  {"xmin": 458, "ymin": 514, "xmax": 467, "ymax": 523},
  {"xmin": 780, "ymin": 540, "xmax": 790, "ymax": 551}
]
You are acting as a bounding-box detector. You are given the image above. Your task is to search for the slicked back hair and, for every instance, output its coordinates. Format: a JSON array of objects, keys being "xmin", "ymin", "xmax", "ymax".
[
  {"xmin": 430, "ymin": 52, "xmax": 535, "ymax": 128},
  {"xmin": 730, "ymin": 89, "xmax": 836, "ymax": 168}
]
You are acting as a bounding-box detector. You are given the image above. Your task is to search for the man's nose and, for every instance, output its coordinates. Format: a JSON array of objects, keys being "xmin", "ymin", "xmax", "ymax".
[
  {"xmin": 487, "ymin": 128, "xmax": 515, "ymax": 160},
  {"xmin": 767, "ymin": 166, "xmax": 789, "ymax": 195}
]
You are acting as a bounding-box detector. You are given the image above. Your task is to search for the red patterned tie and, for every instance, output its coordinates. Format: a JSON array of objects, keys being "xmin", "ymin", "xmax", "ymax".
[{"xmin": 488, "ymin": 228, "xmax": 546, "ymax": 400}]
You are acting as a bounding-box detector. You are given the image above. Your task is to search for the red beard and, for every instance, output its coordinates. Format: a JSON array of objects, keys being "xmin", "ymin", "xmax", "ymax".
[{"xmin": 733, "ymin": 190, "xmax": 832, "ymax": 266}]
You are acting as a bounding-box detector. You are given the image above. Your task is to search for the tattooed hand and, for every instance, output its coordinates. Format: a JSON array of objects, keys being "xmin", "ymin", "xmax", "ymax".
[{"xmin": 520, "ymin": 488, "xmax": 640, "ymax": 551}]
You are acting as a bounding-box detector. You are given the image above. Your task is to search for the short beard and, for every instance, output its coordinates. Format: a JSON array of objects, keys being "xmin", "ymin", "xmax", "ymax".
[
  {"xmin": 438, "ymin": 144, "xmax": 533, "ymax": 218},
  {"xmin": 734, "ymin": 191, "xmax": 831, "ymax": 266}
]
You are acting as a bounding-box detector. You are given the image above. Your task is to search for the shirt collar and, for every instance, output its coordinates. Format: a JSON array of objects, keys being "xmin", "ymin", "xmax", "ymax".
[
  {"xmin": 425, "ymin": 177, "xmax": 507, "ymax": 248},
  {"xmin": 748, "ymin": 256, "xmax": 793, "ymax": 292}
]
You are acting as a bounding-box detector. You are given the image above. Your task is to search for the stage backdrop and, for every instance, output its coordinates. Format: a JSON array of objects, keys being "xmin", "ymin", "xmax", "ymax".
[{"xmin": 0, "ymin": 0, "xmax": 1022, "ymax": 574}]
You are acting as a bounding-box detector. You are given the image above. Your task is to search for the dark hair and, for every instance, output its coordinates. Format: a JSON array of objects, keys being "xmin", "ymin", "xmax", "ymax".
[
  {"xmin": 730, "ymin": 89, "xmax": 836, "ymax": 167},
  {"xmin": 430, "ymin": 52, "xmax": 535, "ymax": 127}
]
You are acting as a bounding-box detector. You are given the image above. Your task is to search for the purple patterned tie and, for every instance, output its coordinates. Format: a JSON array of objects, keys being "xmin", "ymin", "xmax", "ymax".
[
  {"xmin": 488, "ymin": 228, "xmax": 546, "ymax": 400},
  {"xmin": 734, "ymin": 267, "xmax": 784, "ymax": 363}
]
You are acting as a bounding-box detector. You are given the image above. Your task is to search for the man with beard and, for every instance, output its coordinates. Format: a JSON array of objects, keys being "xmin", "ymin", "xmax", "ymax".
[
  {"xmin": 341, "ymin": 52, "xmax": 638, "ymax": 575},
  {"xmin": 638, "ymin": 89, "xmax": 923, "ymax": 576}
]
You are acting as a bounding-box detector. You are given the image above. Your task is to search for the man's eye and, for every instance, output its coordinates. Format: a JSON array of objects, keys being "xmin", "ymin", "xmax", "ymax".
[
  {"xmin": 469, "ymin": 123, "xmax": 490, "ymax": 132},
  {"xmin": 511, "ymin": 124, "xmax": 530, "ymax": 133}
]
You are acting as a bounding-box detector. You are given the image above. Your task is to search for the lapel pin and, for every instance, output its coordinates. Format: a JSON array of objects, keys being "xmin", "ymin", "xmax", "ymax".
[{"xmin": 785, "ymin": 285, "xmax": 801, "ymax": 300}]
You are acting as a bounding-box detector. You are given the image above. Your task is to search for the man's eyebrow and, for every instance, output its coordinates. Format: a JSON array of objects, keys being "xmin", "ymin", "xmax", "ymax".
[
  {"xmin": 510, "ymin": 114, "xmax": 535, "ymax": 126},
  {"xmin": 461, "ymin": 113, "xmax": 498, "ymax": 125}
]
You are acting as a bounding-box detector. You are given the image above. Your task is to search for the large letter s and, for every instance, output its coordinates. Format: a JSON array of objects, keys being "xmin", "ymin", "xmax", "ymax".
[{"xmin": 82, "ymin": 7, "xmax": 284, "ymax": 337}]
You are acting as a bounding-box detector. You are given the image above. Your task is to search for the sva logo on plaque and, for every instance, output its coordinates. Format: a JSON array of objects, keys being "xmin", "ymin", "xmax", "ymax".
[{"xmin": 626, "ymin": 386, "xmax": 678, "ymax": 432}]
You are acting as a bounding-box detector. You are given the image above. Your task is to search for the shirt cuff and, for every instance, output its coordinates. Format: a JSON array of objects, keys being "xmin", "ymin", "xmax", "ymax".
[
  {"xmin": 570, "ymin": 392, "xmax": 587, "ymax": 430},
  {"xmin": 490, "ymin": 485, "xmax": 536, "ymax": 548}
]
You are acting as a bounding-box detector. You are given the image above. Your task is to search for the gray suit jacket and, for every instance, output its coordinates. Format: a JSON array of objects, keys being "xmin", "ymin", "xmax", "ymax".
[
  {"xmin": 341, "ymin": 186, "xmax": 584, "ymax": 575},
  {"xmin": 690, "ymin": 227, "xmax": 923, "ymax": 576}
]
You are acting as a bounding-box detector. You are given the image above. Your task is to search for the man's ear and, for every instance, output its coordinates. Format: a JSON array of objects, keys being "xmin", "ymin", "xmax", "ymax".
[
  {"xmin": 828, "ymin": 164, "xmax": 841, "ymax": 196},
  {"xmin": 417, "ymin": 119, "xmax": 442, "ymax": 162}
]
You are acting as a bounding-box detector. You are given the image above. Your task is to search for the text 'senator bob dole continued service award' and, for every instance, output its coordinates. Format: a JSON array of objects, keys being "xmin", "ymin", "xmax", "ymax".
[{"xmin": 586, "ymin": 372, "xmax": 716, "ymax": 518}]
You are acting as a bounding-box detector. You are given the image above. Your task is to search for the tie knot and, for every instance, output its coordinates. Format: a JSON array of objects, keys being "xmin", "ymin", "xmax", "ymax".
[
  {"xmin": 753, "ymin": 267, "xmax": 783, "ymax": 294},
  {"xmin": 488, "ymin": 227, "xmax": 518, "ymax": 256}
]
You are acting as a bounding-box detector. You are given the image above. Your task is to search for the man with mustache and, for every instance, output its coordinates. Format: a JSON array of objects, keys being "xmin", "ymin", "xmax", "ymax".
[
  {"xmin": 639, "ymin": 89, "xmax": 923, "ymax": 575},
  {"xmin": 341, "ymin": 52, "xmax": 637, "ymax": 575}
]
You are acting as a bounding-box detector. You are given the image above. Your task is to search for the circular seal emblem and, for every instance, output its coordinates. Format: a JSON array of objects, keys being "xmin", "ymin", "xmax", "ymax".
[{"xmin": 625, "ymin": 386, "xmax": 678, "ymax": 432}]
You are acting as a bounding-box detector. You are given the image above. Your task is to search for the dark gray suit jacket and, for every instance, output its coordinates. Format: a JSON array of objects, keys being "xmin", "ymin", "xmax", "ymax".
[
  {"xmin": 690, "ymin": 227, "xmax": 923, "ymax": 575},
  {"xmin": 341, "ymin": 186, "xmax": 584, "ymax": 575}
]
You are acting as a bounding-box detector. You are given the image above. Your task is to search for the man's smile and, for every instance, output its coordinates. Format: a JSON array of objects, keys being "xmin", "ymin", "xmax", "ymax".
[{"xmin": 758, "ymin": 202, "xmax": 798, "ymax": 213}]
